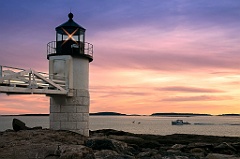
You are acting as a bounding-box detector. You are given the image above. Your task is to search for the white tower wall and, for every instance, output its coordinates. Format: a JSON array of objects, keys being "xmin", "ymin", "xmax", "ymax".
[
  {"xmin": 49, "ymin": 55, "xmax": 90, "ymax": 136},
  {"xmin": 72, "ymin": 57, "xmax": 89, "ymax": 90}
]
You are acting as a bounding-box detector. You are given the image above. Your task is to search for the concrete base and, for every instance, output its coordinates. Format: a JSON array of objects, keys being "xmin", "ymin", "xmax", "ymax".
[{"xmin": 50, "ymin": 89, "xmax": 89, "ymax": 136}]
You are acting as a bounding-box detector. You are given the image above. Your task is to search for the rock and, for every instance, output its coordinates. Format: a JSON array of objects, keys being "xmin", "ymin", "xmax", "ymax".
[
  {"xmin": 174, "ymin": 156, "xmax": 190, "ymax": 159},
  {"xmin": 231, "ymin": 142, "xmax": 240, "ymax": 151},
  {"xmin": 94, "ymin": 150, "xmax": 134, "ymax": 159},
  {"xmin": 0, "ymin": 129, "xmax": 87, "ymax": 159},
  {"xmin": 0, "ymin": 143, "xmax": 60, "ymax": 159},
  {"xmin": 12, "ymin": 118, "xmax": 30, "ymax": 131},
  {"xmin": 137, "ymin": 151, "xmax": 156, "ymax": 158},
  {"xmin": 167, "ymin": 149, "xmax": 181, "ymax": 154},
  {"xmin": 167, "ymin": 144, "xmax": 187, "ymax": 156},
  {"xmin": 12, "ymin": 118, "xmax": 42, "ymax": 131},
  {"xmin": 85, "ymin": 138, "xmax": 116, "ymax": 150},
  {"xmin": 186, "ymin": 142, "xmax": 213, "ymax": 154},
  {"xmin": 150, "ymin": 154, "xmax": 162, "ymax": 159},
  {"xmin": 171, "ymin": 144, "xmax": 186, "ymax": 150},
  {"xmin": 162, "ymin": 156, "xmax": 189, "ymax": 159},
  {"xmin": 110, "ymin": 134, "xmax": 160, "ymax": 150},
  {"xmin": 190, "ymin": 148, "xmax": 206, "ymax": 157},
  {"xmin": 1, "ymin": 144, "xmax": 94, "ymax": 159},
  {"xmin": 58, "ymin": 145, "xmax": 94, "ymax": 159},
  {"xmin": 109, "ymin": 134, "xmax": 143, "ymax": 152},
  {"xmin": 187, "ymin": 142, "xmax": 213, "ymax": 149},
  {"xmin": 206, "ymin": 153, "xmax": 240, "ymax": 159},
  {"xmin": 94, "ymin": 150, "xmax": 118, "ymax": 159},
  {"xmin": 31, "ymin": 126, "xmax": 43, "ymax": 130},
  {"xmin": 213, "ymin": 142, "xmax": 237, "ymax": 155},
  {"xmin": 1, "ymin": 128, "xmax": 240, "ymax": 159},
  {"xmin": 85, "ymin": 137, "xmax": 136, "ymax": 156}
]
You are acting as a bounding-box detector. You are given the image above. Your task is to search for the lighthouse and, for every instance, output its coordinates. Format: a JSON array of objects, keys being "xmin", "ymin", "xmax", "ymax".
[
  {"xmin": 0, "ymin": 13, "xmax": 93, "ymax": 136},
  {"xmin": 47, "ymin": 13, "xmax": 93, "ymax": 136}
]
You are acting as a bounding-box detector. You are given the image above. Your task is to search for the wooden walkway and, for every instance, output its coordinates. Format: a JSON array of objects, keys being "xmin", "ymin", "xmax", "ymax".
[{"xmin": 0, "ymin": 65, "xmax": 70, "ymax": 96}]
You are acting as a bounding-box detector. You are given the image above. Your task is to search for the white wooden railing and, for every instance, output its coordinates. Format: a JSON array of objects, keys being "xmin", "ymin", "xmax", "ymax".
[{"xmin": 0, "ymin": 65, "xmax": 69, "ymax": 95}]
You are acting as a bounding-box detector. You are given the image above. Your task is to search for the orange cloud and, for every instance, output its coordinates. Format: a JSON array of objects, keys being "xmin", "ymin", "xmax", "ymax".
[{"xmin": 0, "ymin": 95, "xmax": 49, "ymax": 115}]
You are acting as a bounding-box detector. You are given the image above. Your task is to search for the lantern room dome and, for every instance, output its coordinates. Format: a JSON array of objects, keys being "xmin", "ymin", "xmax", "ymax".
[{"xmin": 55, "ymin": 13, "xmax": 86, "ymax": 31}]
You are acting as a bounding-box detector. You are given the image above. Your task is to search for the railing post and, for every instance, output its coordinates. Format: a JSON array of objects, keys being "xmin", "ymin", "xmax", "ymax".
[{"xmin": 0, "ymin": 65, "xmax": 2, "ymax": 77}]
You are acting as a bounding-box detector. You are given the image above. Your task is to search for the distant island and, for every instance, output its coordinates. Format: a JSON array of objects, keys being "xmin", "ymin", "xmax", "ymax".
[
  {"xmin": 1, "ymin": 114, "xmax": 49, "ymax": 116},
  {"xmin": 218, "ymin": 114, "xmax": 240, "ymax": 116},
  {"xmin": 90, "ymin": 112, "xmax": 127, "ymax": 116},
  {"xmin": 151, "ymin": 113, "xmax": 212, "ymax": 117},
  {"xmin": 1, "ymin": 112, "xmax": 239, "ymax": 117}
]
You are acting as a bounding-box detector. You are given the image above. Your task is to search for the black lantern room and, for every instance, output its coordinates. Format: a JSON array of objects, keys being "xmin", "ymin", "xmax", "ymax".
[{"xmin": 47, "ymin": 13, "xmax": 93, "ymax": 62}]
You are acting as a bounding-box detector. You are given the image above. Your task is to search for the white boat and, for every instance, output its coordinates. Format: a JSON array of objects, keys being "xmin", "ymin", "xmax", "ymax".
[{"xmin": 172, "ymin": 120, "xmax": 191, "ymax": 125}]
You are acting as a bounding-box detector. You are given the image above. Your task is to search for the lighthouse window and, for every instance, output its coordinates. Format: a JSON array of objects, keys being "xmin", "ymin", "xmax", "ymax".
[
  {"xmin": 72, "ymin": 35, "xmax": 79, "ymax": 42},
  {"xmin": 57, "ymin": 33, "xmax": 62, "ymax": 41},
  {"xmin": 63, "ymin": 35, "xmax": 68, "ymax": 41},
  {"xmin": 80, "ymin": 34, "xmax": 83, "ymax": 42}
]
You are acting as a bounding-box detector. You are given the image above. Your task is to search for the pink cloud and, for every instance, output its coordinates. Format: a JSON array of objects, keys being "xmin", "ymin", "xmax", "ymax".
[
  {"xmin": 91, "ymin": 24, "xmax": 240, "ymax": 75},
  {"xmin": 0, "ymin": 95, "xmax": 48, "ymax": 115},
  {"xmin": 161, "ymin": 95, "xmax": 233, "ymax": 102},
  {"xmin": 158, "ymin": 86, "xmax": 224, "ymax": 93}
]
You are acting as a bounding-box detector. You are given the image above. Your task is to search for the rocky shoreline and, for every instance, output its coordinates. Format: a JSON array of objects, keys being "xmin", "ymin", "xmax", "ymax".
[{"xmin": 0, "ymin": 129, "xmax": 240, "ymax": 159}]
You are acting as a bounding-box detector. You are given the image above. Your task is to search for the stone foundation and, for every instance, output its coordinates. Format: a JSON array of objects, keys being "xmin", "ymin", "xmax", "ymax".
[{"xmin": 50, "ymin": 89, "xmax": 89, "ymax": 136}]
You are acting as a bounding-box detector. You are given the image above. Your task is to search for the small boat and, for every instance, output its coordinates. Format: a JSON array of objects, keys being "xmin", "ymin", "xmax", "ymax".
[{"xmin": 172, "ymin": 119, "xmax": 191, "ymax": 125}]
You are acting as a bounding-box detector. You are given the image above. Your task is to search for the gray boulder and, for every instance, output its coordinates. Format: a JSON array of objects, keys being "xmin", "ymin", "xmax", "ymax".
[{"xmin": 12, "ymin": 118, "xmax": 42, "ymax": 131}]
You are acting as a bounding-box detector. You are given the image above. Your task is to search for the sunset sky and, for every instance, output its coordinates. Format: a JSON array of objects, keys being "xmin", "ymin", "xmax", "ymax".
[{"xmin": 0, "ymin": 0, "xmax": 239, "ymax": 115}]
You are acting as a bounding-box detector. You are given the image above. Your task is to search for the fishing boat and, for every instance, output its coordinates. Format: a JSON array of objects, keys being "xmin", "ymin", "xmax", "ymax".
[{"xmin": 172, "ymin": 119, "xmax": 191, "ymax": 125}]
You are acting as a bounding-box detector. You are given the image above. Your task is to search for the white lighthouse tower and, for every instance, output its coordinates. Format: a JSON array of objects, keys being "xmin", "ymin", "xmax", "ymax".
[{"xmin": 47, "ymin": 13, "xmax": 93, "ymax": 136}]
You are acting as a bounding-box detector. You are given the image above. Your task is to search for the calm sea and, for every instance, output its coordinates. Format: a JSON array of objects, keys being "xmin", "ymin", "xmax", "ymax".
[{"xmin": 0, "ymin": 116, "xmax": 239, "ymax": 137}]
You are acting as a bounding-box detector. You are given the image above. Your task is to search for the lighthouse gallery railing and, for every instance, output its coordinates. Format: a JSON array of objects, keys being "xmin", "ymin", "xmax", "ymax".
[{"xmin": 47, "ymin": 41, "xmax": 93, "ymax": 58}]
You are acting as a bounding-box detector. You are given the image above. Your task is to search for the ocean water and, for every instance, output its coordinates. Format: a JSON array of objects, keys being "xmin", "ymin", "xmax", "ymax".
[{"xmin": 0, "ymin": 115, "xmax": 239, "ymax": 137}]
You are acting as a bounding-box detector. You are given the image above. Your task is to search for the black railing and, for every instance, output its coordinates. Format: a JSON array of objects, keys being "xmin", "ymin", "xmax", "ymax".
[
  {"xmin": 47, "ymin": 41, "xmax": 57, "ymax": 55},
  {"xmin": 47, "ymin": 41, "xmax": 93, "ymax": 59}
]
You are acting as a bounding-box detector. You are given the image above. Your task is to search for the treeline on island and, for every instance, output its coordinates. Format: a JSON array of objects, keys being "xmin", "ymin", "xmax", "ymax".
[
  {"xmin": 1, "ymin": 112, "xmax": 240, "ymax": 116},
  {"xmin": 90, "ymin": 112, "xmax": 213, "ymax": 116},
  {"xmin": 218, "ymin": 114, "xmax": 240, "ymax": 116},
  {"xmin": 90, "ymin": 112, "xmax": 127, "ymax": 116},
  {"xmin": 151, "ymin": 113, "xmax": 212, "ymax": 117}
]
